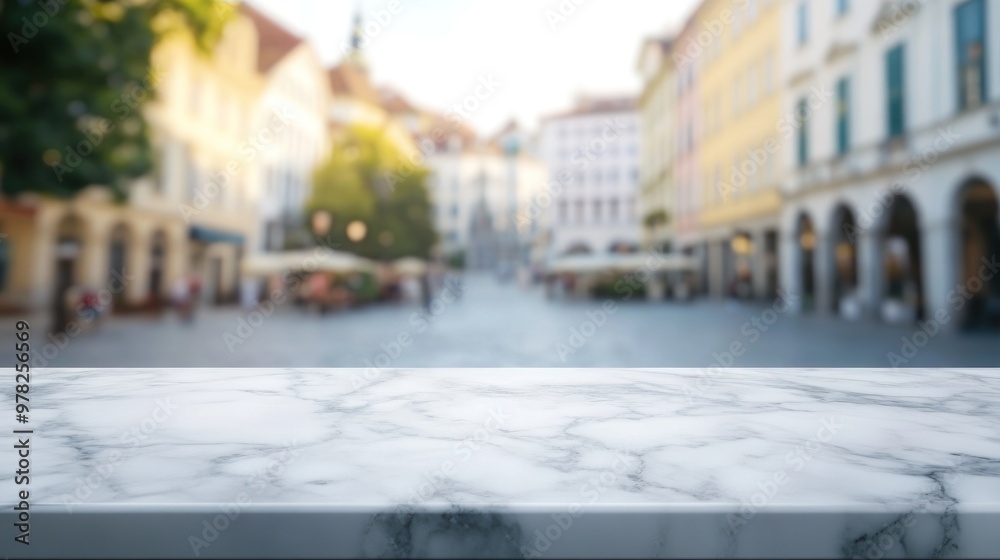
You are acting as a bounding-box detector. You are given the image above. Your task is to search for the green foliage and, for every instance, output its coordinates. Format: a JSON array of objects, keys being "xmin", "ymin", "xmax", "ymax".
[
  {"xmin": 593, "ymin": 273, "xmax": 646, "ymax": 300},
  {"xmin": 0, "ymin": 0, "xmax": 230, "ymax": 199},
  {"xmin": 643, "ymin": 209, "xmax": 670, "ymax": 229},
  {"xmin": 308, "ymin": 124, "xmax": 437, "ymax": 261},
  {"xmin": 348, "ymin": 271, "xmax": 380, "ymax": 303}
]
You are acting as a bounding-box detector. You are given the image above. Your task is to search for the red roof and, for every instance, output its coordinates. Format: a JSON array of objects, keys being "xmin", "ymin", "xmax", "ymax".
[
  {"xmin": 239, "ymin": 3, "xmax": 304, "ymax": 72},
  {"xmin": 328, "ymin": 63, "xmax": 381, "ymax": 105}
]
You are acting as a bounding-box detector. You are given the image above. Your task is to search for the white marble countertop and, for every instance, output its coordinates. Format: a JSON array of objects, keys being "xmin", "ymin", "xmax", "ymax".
[
  {"xmin": 13, "ymin": 368, "xmax": 1000, "ymax": 508},
  {"xmin": 5, "ymin": 368, "xmax": 1000, "ymax": 559}
]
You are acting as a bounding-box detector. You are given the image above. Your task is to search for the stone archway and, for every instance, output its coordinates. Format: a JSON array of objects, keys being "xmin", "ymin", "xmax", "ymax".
[
  {"xmin": 831, "ymin": 204, "xmax": 859, "ymax": 316},
  {"xmin": 881, "ymin": 194, "xmax": 923, "ymax": 323},
  {"xmin": 52, "ymin": 214, "xmax": 84, "ymax": 333},
  {"xmin": 565, "ymin": 242, "xmax": 593, "ymax": 256},
  {"xmin": 796, "ymin": 213, "xmax": 817, "ymax": 312},
  {"xmin": 108, "ymin": 223, "xmax": 131, "ymax": 311},
  {"xmin": 956, "ymin": 178, "xmax": 1000, "ymax": 329},
  {"xmin": 729, "ymin": 232, "xmax": 754, "ymax": 299},
  {"xmin": 148, "ymin": 230, "xmax": 168, "ymax": 307}
]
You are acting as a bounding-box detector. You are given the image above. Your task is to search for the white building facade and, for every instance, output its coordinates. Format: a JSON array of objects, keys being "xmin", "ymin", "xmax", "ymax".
[
  {"xmin": 540, "ymin": 97, "xmax": 642, "ymax": 259},
  {"xmin": 241, "ymin": 4, "xmax": 330, "ymax": 253},
  {"xmin": 428, "ymin": 133, "xmax": 546, "ymax": 272},
  {"xmin": 781, "ymin": 0, "xmax": 1000, "ymax": 330}
]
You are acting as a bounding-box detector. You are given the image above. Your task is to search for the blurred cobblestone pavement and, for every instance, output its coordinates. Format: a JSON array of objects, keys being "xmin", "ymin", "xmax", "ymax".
[{"xmin": 7, "ymin": 275, "xmax": 998, "ymax": 369}]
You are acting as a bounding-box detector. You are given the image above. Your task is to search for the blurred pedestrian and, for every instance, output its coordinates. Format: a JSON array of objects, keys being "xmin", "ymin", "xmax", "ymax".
[
  {"xmin": 79, "ymin": 287, "xmax": 103, "ymax": 330},
  {"xmin": 420, "ymin": 272, "xmax": 432, "ymax": 312},
  {"xmin": 172, "ymin": 277, "xmax": 193, "ymax": 323}
]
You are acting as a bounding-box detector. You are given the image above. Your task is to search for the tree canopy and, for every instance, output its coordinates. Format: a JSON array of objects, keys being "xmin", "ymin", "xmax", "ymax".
[
  {"xmin": 308, "ymin": 125, "xmax": 437, "ymax": 261},
  {"xmin": 0, "ymin": 0, "xmax": 230, "ymax": 199}
]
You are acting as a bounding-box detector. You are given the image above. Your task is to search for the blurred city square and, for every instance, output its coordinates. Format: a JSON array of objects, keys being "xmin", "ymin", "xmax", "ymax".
[
  {"xmin": 1, "ymin": 0, "xmax": 998, "ymax": 369},
  {"xmin": 5, "ymin": 274, "xmax": 996, "ymax": 369}
]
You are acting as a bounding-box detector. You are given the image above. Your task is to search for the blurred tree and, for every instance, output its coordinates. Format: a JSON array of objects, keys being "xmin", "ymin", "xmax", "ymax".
[
  {"xmin": 308, "ymin": 125, "xmax": 437, "ymax": 261},
  {"xmin": 0, "ymin": 0, "xmax": 229, "ymax": 199}
]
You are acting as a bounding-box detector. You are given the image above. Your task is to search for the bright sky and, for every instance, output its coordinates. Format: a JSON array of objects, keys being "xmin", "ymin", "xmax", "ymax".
[{"xmin": 247, "ymin": 0, "xmax": 699, "ymax": 136}]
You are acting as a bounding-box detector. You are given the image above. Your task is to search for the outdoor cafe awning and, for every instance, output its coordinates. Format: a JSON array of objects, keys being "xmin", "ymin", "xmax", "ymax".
[
  {"xmin": 545, "ymin": 252, "xmax": 699, "ymax": 275},
  {"xmin": 241, "ymin": 249, "xmax": 375, "ymax": 277},
  {"xmin": 391, "ymin": 256, "xmax": 428, "ymax": 277},
  {"xmin": 189, "ymin": 226, "xmax": 245, "ymax": 245}
]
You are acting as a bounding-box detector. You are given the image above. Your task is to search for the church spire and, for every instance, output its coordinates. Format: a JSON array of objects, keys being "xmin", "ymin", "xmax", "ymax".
[{"xmin": 348, "ymin": 3, "xmax": 369, "ymax": 72}]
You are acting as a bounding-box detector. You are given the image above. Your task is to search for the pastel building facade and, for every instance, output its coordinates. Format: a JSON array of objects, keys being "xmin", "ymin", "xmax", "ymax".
[
  {"xmin": 780, "ymin": 0, "xmax": 1000, "ymax": 329},
  {"xmin": 637, "ymin": 38, "xmax": 677, "ymax": 252},
  {"xmin": 696, "ymin": 0, "xmax": 784, "ymax": 300},
  {"xmin": 0, "ymin": 6, "xmax": 268, "ymax": 318},
  {"xmin": 540, "ymin": 97, "xmax": 642, "ymax": 259}
]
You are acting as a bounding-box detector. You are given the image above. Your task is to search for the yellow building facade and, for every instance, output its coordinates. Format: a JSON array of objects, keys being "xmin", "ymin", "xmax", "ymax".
[
  {"xmin": 697, "ymin": 0, "xmax": 783, "ymax": 299},
  {"xmin": 148, "ymin": 10, "xmax": 265, "ymax": 304},
  {"xmin": 0, "ymin": 8, "xmax": 266, "ymax": 324},
  {"xmin": 637, "ymin": 38, "xmax": 676, "ymax": 251}
]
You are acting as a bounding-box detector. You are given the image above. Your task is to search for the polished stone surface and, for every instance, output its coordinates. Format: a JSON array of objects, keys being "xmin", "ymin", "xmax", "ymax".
[{"xmin": 2, "ymin": 367, "xmax": 999, "ymax": 558}]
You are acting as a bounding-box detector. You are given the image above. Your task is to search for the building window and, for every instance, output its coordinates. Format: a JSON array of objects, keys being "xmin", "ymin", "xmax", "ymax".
[
  {"xmin": 886, "ymin": 44, "xmax": 907, "ymax": 138},
  {"xmin": 558, "ymin": 200, "xmax": 568, "ymax": 223},
  {"xmin": 575, "ymin": 200, "xmax": 585, "ymax": 223},
  {"xmin": 732, "ymin": 75, "xmax": 742, "ymax": 115},
  {"xmin": 609, "ymin": 199, "xmax": 620, "ymax": 222},
  {"xmin": 592, "ymin": 199, "xmax": 603, "ymax": 222},
  {"xmin": 955, "ymin": 0, "xmax": 987, "ymax": 111},
  {"xmin": 796, "ymin": 98, "xmax": 809, "ymax": 167},
  {"xmin": 607, "ymin": 167, "xmax": 620, "ymax": 185},
  {"xmin": 713, "ymin": 166, "xmax": 722, "ymax": 204},
  {"xmin": 836, "ymin": 76, "xmax": 851, "ymax": 156},
  {"xmin": 836, "ymin": 0, "xmax": 849, "ymax": 16},
  {"xmin": 797, "ymin": 2, "xmax": 809, "ymax": 46},
  {"xmin": 184, "ymin": 148, "xmax": 199, "ymax": 201},
  {"xmin": 764, "ymin": 51, "xmax": 775, "ymax": 93}
]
